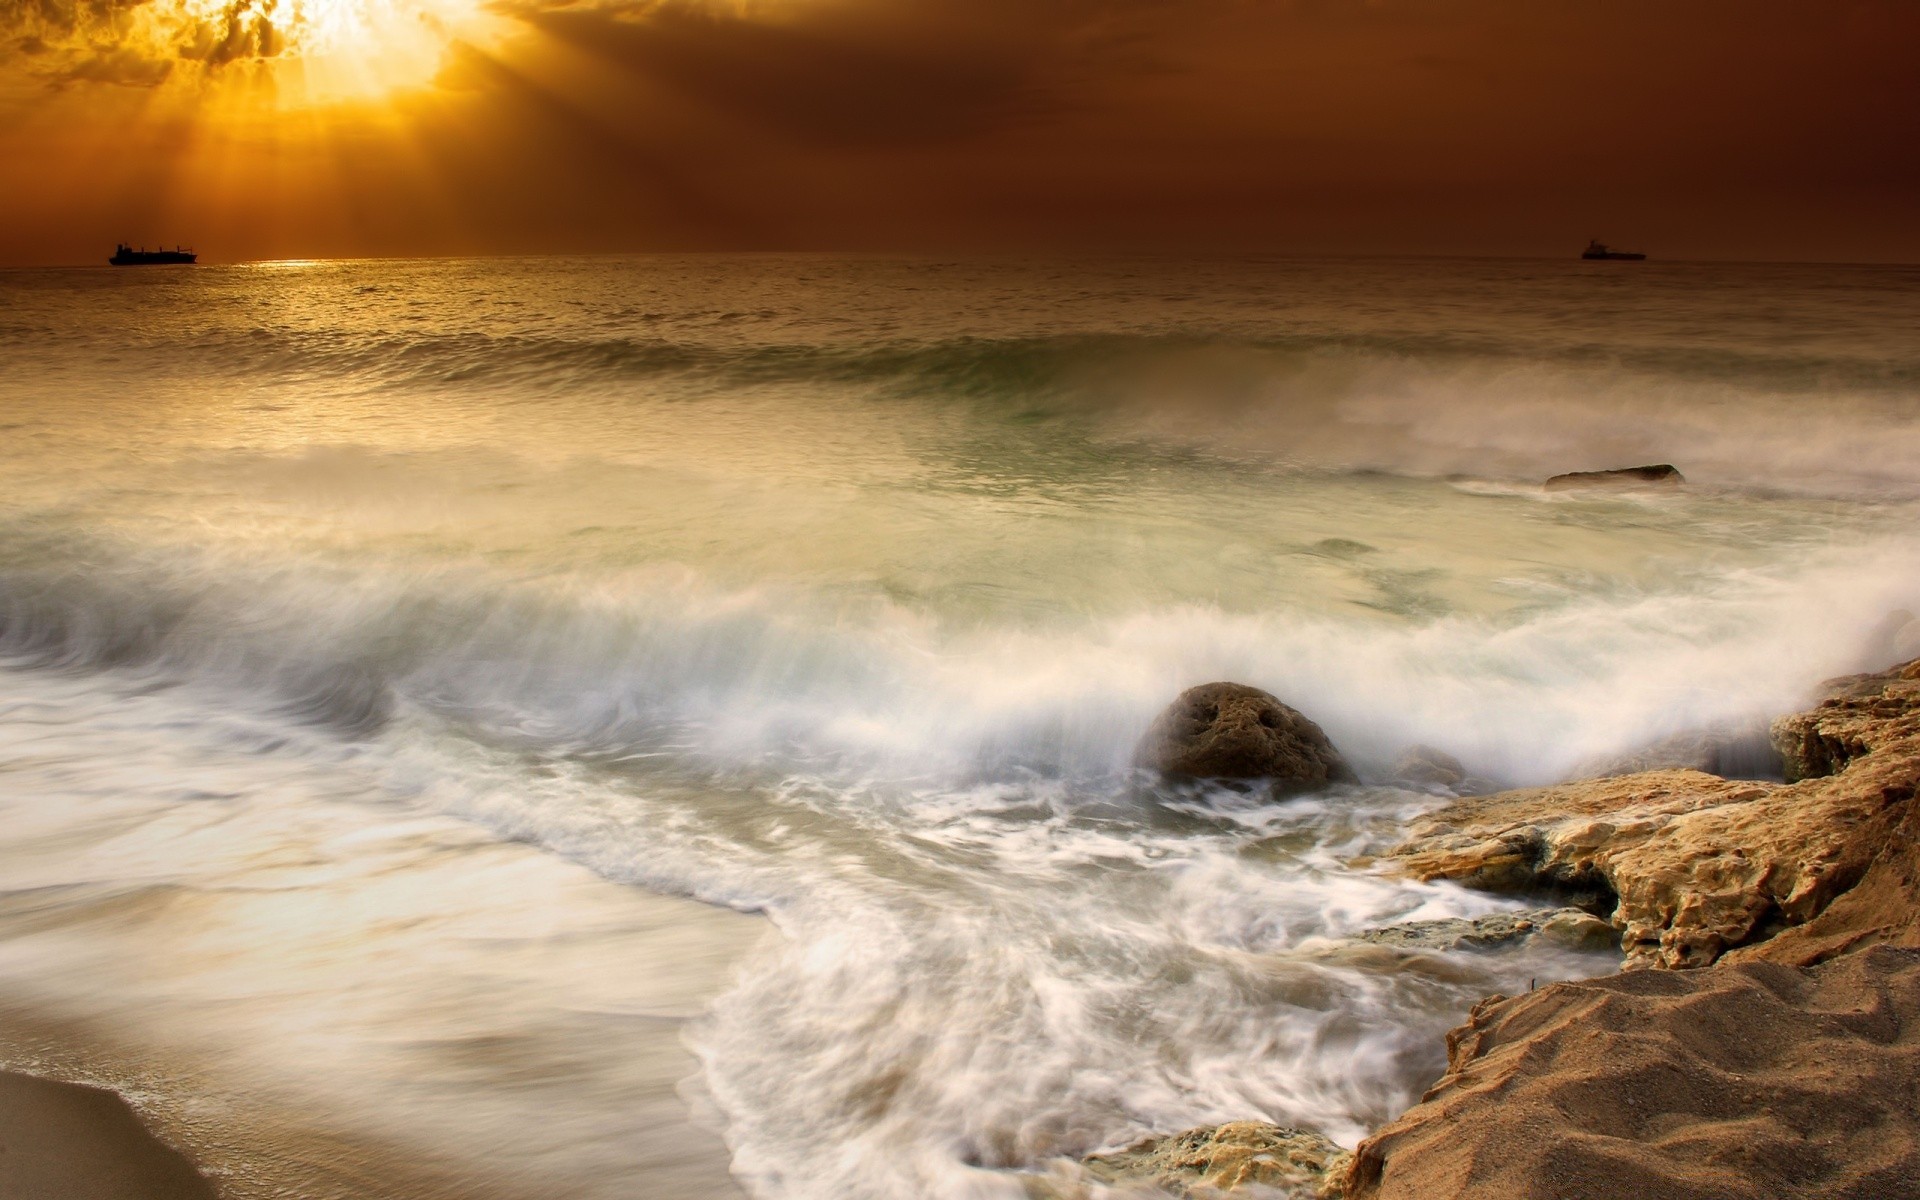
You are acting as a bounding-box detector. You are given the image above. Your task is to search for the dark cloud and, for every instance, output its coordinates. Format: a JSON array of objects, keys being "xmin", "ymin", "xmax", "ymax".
[{"xmin": 501, "ymin": 0, "xmax": 1171, "ymax": 147}]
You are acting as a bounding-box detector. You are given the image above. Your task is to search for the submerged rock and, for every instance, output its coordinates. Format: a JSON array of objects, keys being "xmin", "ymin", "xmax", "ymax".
[
  {"xmin": 1082, "ymin": 1122, "xmax": 1350, "ymax": 1199},
  {"xmin": 1389, "ymin": 744, "xmax": 1464, "ymax": 790},
  {"xmin": 1354, "ymin": 907, "xmax": 1616, "ymax": 953},
  {"xmin": 1136, "ymin": 683, "xmax": 1355, "ymax": 788},
  {"xmin": 1387, "ymin": 745, "xmax": 1498, "ymax": 795},
  {"xmin": 1570, "ymin": 721, "xmax": 1783, "ymax": 782},
  {"xmin": 1542, "ymin": 463, "xmax": 1684, "ymax": 491}
]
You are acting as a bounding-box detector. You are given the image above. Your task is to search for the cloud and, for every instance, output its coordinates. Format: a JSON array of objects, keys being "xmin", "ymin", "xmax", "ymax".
[
  {"xmin": 498, "ymin": 0, "xmax": 1146, "ymax": 147},
  {"xmin": 0, "ymin": 0, "xmax": 290, "ymax": 87}
]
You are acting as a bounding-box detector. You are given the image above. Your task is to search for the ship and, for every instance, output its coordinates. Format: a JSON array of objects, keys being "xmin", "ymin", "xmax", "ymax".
[
  {"xmin": 1581, "ymin": 239, "xmax": 1645, "ymax": 261},
  {"xmin": 110, "ymin": 243, "xmax": 197, "ymax": 266}
]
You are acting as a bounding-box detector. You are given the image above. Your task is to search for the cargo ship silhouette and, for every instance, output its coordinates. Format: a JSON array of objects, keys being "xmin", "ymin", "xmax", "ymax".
[
  {"xmin": 110, "ymin": 243, "xmax": 197, "ymax": 265},
  {"xmin": 1581, "ymin": 239, "xmax": 1645, "ymax": 261}
]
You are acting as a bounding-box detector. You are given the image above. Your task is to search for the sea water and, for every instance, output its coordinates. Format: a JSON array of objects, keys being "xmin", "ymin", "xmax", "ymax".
[{"xmin": 1, "ymin": 255, "xmax": 1917, "ymax": 1198}]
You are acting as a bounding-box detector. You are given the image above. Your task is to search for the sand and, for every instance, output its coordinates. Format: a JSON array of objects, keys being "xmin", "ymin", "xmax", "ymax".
[
  {"xmin": 1346, "ymin": 946, "xmax": 1920, "ymax": 1200},
  {"xmin": 0, "ymin": 1068, "xmax": 215, "ymax": 1200}
]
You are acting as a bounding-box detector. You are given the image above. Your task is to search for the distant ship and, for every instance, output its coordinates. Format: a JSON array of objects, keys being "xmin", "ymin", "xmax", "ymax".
[
  {"xmin": 110, "ymin": 243, "xmax": 197, "ymax": 266},
  {"xmin": 1581, "ymin": 239, "xmax": 1645, "ymax": 261}
]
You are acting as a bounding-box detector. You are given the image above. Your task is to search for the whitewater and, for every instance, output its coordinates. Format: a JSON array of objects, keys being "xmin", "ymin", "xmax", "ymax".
[{"xmin": 1, "ymin": 254, "xmax": 1917, "ymax": 1199}]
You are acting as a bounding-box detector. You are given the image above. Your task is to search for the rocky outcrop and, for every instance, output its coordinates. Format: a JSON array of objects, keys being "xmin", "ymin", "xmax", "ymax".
[
  {"xmin": 1345, "ymin": 946, "xmax": 1920, "ymax": 1200},
  {"xmin": 1383, "ymin": 659, "xmax": 1920, "ymax": 967},
  {"xmin": 1081, "ymin": 1122, "xmax": 1350, "ymax": 1198},
  {"xmin": 1383, "ymin": 766, "xmax": 1895, "ymax": 968},
  {"xmin": 1542, "ymin": 463, "xmax": 1685, "ymax": 491},
  {"xmin": 1136, "ymin": 683, "xmax": 1355, "ymax": 788},
  {"xmin": 1353, "ymin": 907, "xmax": 1616, "ymax": 954},
  {"xmin": 1770, "ymin": 660, "xmax": 1920, "ymax": 782},
  {"xmin": 1336, "ymin": 658, "xmax": 1920, "ymax": 1198}
]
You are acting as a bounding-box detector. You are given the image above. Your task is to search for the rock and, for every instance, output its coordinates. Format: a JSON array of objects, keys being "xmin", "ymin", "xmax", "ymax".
[
  {"xmin": 1136, "ymin": 683, "xmax": 1356, "ymax": 788},
  {"xmin": 1331, "ymin": 657, "xmax": 1920, "ymax": 1200},
  {"xmin": 1387, "ymin": 770, "xmax": 1862, "ymax": 969},
  {"xmin": 1570, "ymin": 721, "xmax": 1783, "ymax": 781},
  {"xmin": 1542, "ymin": 463, "xmax": 1684, "ymax": 491},
  {"xmin": 1354, "ymin": 907, "xmax": 1616, "ymax": 953},
  {"xmin": 1342, "ymin": 946, "xmax": 1920, "ymax": 1200},
  {"xmin": 1389, "ymin": 745, "xmax": 1465, "ymax": 790},
  {"xmin": 1388, "ymin": 657, "xmax": 1920, "ymax": 969},
  {"xmin": 1770, "ymin": 658, "xmax": 1920, "ymax": 782},
  {"xmin": 1083, "ymin": 1122, "xmax": 1351, "ymax": 1198}
]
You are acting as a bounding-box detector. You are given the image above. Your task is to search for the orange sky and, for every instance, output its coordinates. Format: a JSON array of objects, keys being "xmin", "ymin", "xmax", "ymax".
[{"xmin": 2, "ymin": 0, "xmax": 1916, "ymax": 264}]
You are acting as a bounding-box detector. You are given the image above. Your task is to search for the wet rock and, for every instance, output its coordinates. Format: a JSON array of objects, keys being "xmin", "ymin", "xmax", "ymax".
[
  {"xmin": 1334, "ymin": 657, "xmax": 1920, "ymax": 1200},
  {"xmin": 1083, "ymin": 1122, "xmax": 1351, "ymax": 1198},
  {"xmin": 1388, "ymin": 657, "xmax": 1920, "ymax": 970},
  {"xmin": 1542, "ymin": 463, "xmax": 1684, "ymax": 491},
  {"xmin": 1354, "ymin": 907, "xmax": 1616, "ymax": 953},
  {"xmin": 1571, "ymin": 722, "xmax": 1783, "ymax": 782},
  {"xmin": 1771, "ymin": 658, "xmax": 1920, "ymax": 782},
  {"xmin": 1136, "ymin": 683, "xmax": 1355, "ymax": 788}
]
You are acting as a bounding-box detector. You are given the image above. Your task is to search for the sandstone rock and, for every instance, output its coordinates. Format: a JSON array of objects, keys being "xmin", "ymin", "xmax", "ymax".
[
  {"xmin": 1136, "ymin": 683, "xmax": 1355, "ymax": 787},
  {"xmin": 1342, "ymin": 946, "xmax": 1920, "ymax": 1200},
  {"xmin": 1083, "ymin": 1121, "xmax": 1350, "ymax": 1198},
  {"xmin": 1353, "ymin": 907, "xmax": 1616, "ymax": 953},
  {"xmin": 1542, "ymin": 463, "xmax": 1685, "ymax": 491},
  {"xmin": 1331, "ymin": 658, "xmax": 1920, "ymax": 1200},
  {"xmin": 1389, "ymin": 657, "xmax": 1920, "ymax": 969},
  {"xmin": 1386, "ymin": 770, "xmax": 1878, "ymax": 969},
  {"xmin": 1770, "ymin": 658, "xmax": 1920, "ymax": 782}
]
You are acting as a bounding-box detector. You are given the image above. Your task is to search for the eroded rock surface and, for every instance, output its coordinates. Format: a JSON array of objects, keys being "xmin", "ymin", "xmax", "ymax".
[
  {"xmin": 1771, "ymin": 659, "xmax": 1920, "ymax": 782},
  {"xmin": 1384, "ymin": 657, "xmax": 1920, "ymax": 967},
  {"xmin": 1336, "ymin": 657, "xmax": 1920, "ymax": 1199},
  {"xmin": 1136, "ymin": 683, "xmax": 1354, "ymax": 788},
  {"xmin": 1354, "ymin": 907, "xmax": 1615, "ymax": 954},
  {"xmin": 1081, "ymin": 1122, "xmax": 1350, "ymax": 1199}
]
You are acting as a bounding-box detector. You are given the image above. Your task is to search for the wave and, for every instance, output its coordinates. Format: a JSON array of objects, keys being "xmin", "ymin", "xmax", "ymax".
[
  {"xmin": 3, "ymin": 524, "xmax": 1915, "ymax": 789},
  {"xmin": 42, "ymin": 319, "xmax": 1920, "ymax": 398},
  {"xmin": 15, "ymin": 320, "xmax": 1920, "ymax": 497}
]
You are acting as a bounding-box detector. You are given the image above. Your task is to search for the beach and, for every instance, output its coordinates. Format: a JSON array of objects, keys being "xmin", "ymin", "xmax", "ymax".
[{"xmin": 2, "ymin": 254, "xmax": 1918, "ymax": 1197}]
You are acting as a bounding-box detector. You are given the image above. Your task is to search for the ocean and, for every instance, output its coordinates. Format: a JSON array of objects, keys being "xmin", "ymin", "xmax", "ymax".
[{"xmin": 2, "ymin": 254, "xmax": 1917, "ymax": 1198}]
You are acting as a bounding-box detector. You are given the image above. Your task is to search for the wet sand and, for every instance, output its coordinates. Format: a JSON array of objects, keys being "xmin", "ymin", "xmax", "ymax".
[{"xmin": 0, "ymin": 1067, "xmax": 214, "ymax": 1200}]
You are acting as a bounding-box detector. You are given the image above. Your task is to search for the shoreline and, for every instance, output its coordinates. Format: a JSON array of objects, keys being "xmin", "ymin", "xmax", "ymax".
[
  {"xmin": 1089, "ymin": 654, "xmax": 1920, "ymax": 1199},
  {"xmin": 8, "ymin": 658, "xmax": 1919, "ymax": 1199}
]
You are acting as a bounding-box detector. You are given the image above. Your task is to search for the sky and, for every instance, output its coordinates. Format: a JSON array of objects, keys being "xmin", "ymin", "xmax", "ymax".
[{"xmin": 0, "ymin": 0, "xmax": 1916, "ymax": 264}]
